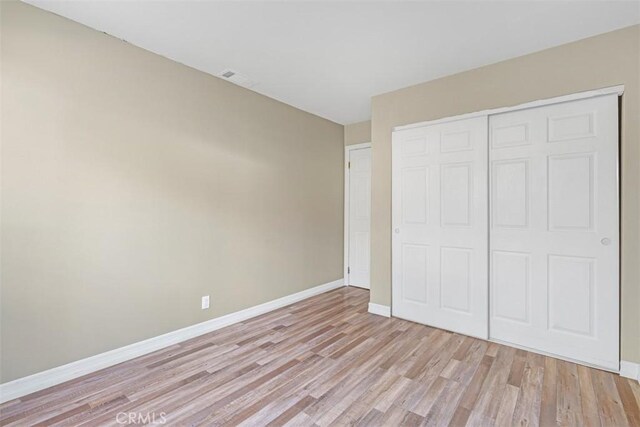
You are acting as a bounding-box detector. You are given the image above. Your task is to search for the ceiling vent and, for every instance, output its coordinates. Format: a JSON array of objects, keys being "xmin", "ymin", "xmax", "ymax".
[{"xmin": 217, "ymin": 69, "xmax": 256, "ymax": 89}]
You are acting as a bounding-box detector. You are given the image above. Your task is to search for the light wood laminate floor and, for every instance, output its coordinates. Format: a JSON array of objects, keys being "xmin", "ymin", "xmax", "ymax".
[{"xmin": 1, "ymin": 287, "xmax": 639, "ymax": 426}]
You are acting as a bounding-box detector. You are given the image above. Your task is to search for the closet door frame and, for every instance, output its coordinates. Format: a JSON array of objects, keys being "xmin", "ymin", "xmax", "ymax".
[
  {"xmin": 393, "ymin": 86, "xmax": 623, "ymax": 134},
  {"xmin": 391, "ymin": 85, "xmax": 623, "ymax": 372}
]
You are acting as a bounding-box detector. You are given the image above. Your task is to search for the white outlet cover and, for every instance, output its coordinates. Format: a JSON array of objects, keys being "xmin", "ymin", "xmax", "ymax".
[{"xmin": 201, "ymin": 295, "xmax": 210, "ymax": 310}]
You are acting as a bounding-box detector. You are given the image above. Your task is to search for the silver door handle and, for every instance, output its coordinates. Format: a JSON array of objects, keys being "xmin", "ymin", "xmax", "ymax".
[
  {"xmin": 601, "ymin": 238, "xmax": 611, "ymax": 246},
  {"xmin": 394, "ymin": 228, "xmax": 400, "ymax": 234}
]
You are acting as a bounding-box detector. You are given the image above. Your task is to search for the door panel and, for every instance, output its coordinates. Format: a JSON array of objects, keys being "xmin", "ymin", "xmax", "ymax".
[
  {"xmin": 547, "ymin": 153, "xmax": 594, "ymax": 231},
  {"xmin": 440, "ymin": 247, "xmax": 471, "ymax": 313},
  {"xmin": 347, "ymin": 147, "xmax": 371, "ymax": 289},
  {"xmin": 402, "ymin": 244, "xmax": 429, "ymax": 303},
  {"xmin": 392, "ymin": 116, "xmax": 488, "ymax": 339},
  {"xmin": 440, "ymin": 163, "xmax": 472, "ymax": 227},
  {"xmin": 492, "ymin": 159, "xmax": 529, "ymax": 228},
  {"xmin": 489, "ymin": 95, "xmax": 619, "ymax": 370},
  {"xmin": 548, "ymin": 255, "xmax": 595, "ymax": 336},
  {"xmin": 402, "ymin": 167, "xmax": 429, "ymax": 224},
  {"xmin": 492, "ymin": 250, "xmax": 530, "ymax": 324}
]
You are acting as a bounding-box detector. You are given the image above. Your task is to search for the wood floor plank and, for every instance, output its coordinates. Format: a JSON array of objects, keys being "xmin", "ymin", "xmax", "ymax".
[
  {"xmin": 613, "ymin": 373, "xmax": 640, "ymax": 427},
  {"xmin": 466, "ymin": 345, "xmax": 516, "ymax": 425},
  {"xmin": 266, "ymin": 395, "xmax": 317, "ymax": 427},
  {"xmin": 507, "ymin": 349, "xmax": 527, "ymax": 388},
  {"xmin": 510, "ymin": 362, "xmax": 544, "ymax": 426},
  {"xmin": 411, "ymin": 376, "xmax": 448, "ymax": 417},
  {"xmin": 404, "ymin": 330, "xmax": 452, "ymax": 380},
  {"xmin": 285, "ymin": 412, "xmax": 317, "ymax": 426},
  {"xmin": 539, "ymin": 356, "xmax": 557, "ymax": 427},
  {"xmin": 576, "ymin": 364, "xmax": 600, "ymax": 427},
  {"xmin": 378, "ymin": 404, "xmax": 421, "ymax": 426},
  {"xmin": 372, "ymin": 375, "xmax": 413, "ymax": 413},
  {"xmin": 328, "ymin": 370, "xmax": 400, "ymax": 425},
  {"xmin": 313, "ymin": 367, "xmax": 387, "ymax": 426},
  {"xmin": 449, "ymin": 339, "xmax": 489, "ymax": 386},
  {"xmin": 215, "ymin": 355, "xmax": 334, "ymax": 426},
  {"xmin": 448, "ymin": 405, "xmax": 471, "ymax": 427},
  {"xmin": 414, "ymin": 334, "xmax": 467, "ymax": 385},
  {"xmin": 494, "ymin": 383, "xmax": 519, "ymax": 427},
  {"xmin": 591, "ymin": 368, "xmax": 630, "ymax": 427},
  {"xmin": 171, "ymin": 359, "xmax": 306, "ymax": 425},
  {"xmin": 629, "ymin": 380, "xmax": 640, "ymax": 412},
  {"xmin": 354, "ymin": 408, "xmax": 384, "ymax": 426},
  {"xmin": 458, "ymin": 352, "xmax": 493, "ymax": 412},
  {"xmin": 30, "ymin": 404, "xmax": 90, "ymax": 427},
  {"xmin": 556, "ymin": 360, "xmax": 584, "ymax": 426},
  {"xmin": 422, "ymin": 379, "xmax": 465, "ymax": 426},
  {"xmin": 1, "ymin": 287, "xmax": 638, "ymax": 427}
]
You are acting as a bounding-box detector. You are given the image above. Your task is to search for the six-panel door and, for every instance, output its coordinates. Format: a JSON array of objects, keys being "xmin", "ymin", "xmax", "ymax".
[
  {"xmin": 392, "ymin": 116, "xmax": 489, "ymax": 339},
  {"xmin": 488, "ymin": 95, "xmax": 619, "ymax": 370},
  {"xmin": 348, "ymin": 147, "xmax": 372, "ymax": 289}
]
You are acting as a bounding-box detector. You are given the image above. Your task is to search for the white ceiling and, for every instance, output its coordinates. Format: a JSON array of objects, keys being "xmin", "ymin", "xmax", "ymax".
[{"xmin": 25, "ymin": 0, "xmax": 640, "ymax": 124}]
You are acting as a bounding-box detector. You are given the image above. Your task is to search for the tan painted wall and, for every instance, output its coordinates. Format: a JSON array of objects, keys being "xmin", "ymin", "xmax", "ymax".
[
  {"xmin": 0, "ymin": 1, "xmax": 344, "ymax": 382},
  {"xmin": 344, "ymin": 121, "xmax": 371, "ymax": 146},
  {"xmin": 370, "ymin": 24, "xmax": 640, "ymax": 363}
]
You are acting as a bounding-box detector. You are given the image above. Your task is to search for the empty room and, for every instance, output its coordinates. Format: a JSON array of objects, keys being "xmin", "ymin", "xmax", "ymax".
[{"xmin": 1, "ymin": 0, "xmax": 640, "ymax": 425}]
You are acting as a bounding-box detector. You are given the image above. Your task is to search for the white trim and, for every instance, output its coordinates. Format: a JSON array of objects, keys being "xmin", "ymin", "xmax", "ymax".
[
  {"xmin": 346, "ymin": 142, "xmax": 372, "ymax": 151},
  {"xmin": 344, "ymin": 143, "xmax": 372, "ymax": 287},
  {"xmin": 393, "ymin": 85, "xmax": 625, "ymax": 131},
  {"xmin": 620, "ymin": 361, "xmax": 640, "ymax": 382},
  {"xmin": 368, "ymin": 303, "xmax": 391, "ymax": 318},
  {"xmin": 0, "ymin": 278, "xmax": 344, "ymax": 403}
]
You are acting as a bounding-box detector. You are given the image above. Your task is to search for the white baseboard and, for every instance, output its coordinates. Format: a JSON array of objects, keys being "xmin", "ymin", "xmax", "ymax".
[
  {"xmin": 368, "ymin": 303, "xmax": 391, "ymax": 318},
  {"xmin": 0, "ymin": 278, "xmax": 344, "ymax": 403},
  {"xmin": 620, "ymin": 360, "xmax": 640, "ymax": 382}
]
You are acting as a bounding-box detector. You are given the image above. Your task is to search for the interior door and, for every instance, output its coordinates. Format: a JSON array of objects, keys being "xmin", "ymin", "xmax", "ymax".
[
  {"xmin": 392, "ymin": 116, "xmax": 488, "ymax": 338},
  {"xmin": 347, "ymin": 147, "xmax": 371, "ymax": 289},
  {"xmin": 489, "ymin": 94, "xmax": 619, "ymax": 370}
]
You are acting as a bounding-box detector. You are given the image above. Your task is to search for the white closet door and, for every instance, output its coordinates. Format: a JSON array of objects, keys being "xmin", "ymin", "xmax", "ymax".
[
  {"xmin": 489, "ymin": 95, "xmax": 619, "ymax": 370},
  {"xmin": 348, "ymin": 147, "xmax": 371, "ymax": 289},
  {"xmin": 392, "ymin": 116, "xmax": 488, "ymax": 338}
]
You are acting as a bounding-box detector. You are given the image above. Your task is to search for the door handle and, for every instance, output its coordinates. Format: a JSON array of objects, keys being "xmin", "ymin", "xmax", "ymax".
[
  {"xmin": 601, "ymin": 237, "xmax": 611, "ymax": 246},
  {"xmin": 394, "ymin": 228, "xmax": 400, "ymax": 234}
]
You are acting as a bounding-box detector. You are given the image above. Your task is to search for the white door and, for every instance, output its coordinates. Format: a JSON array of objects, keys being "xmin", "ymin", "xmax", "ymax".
[
  {"xmin": 347, "ymin": 147, "xmax": 371, "ymax": 289},
  {"xmin": 489, "ymin": 94, "xmax": 619, "ymax": 370},
  {"xmin": 392, "ymin": 117, "xmax": 488, "ymax": 338}
]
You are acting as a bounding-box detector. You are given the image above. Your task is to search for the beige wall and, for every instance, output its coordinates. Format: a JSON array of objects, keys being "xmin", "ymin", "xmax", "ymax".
[
  {"xmin": 344, "ymin": 121, "xmax": 371, "ymax": 146},
  {"xmin": 0, "ymin": 1, "xmax": 344, "ymax": 382},
  {"xmin": 370, "ymin": 25, "xmax": 640, "ymax": 363}
]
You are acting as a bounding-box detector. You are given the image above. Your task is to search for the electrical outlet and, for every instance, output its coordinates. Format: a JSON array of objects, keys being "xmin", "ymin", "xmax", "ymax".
[{"xmin": 201, "ymin": 295, "xmax": 210, "ymax": 310}]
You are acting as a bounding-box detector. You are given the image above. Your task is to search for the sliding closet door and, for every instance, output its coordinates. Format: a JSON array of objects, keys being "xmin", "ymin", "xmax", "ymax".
[
  {"xmin": 489, "ymin": 95, "xmax": 619, "ymax": 370},
  {"xmin": 392, "ymin": 117, "xmax": 488, "ymax": 338}
]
